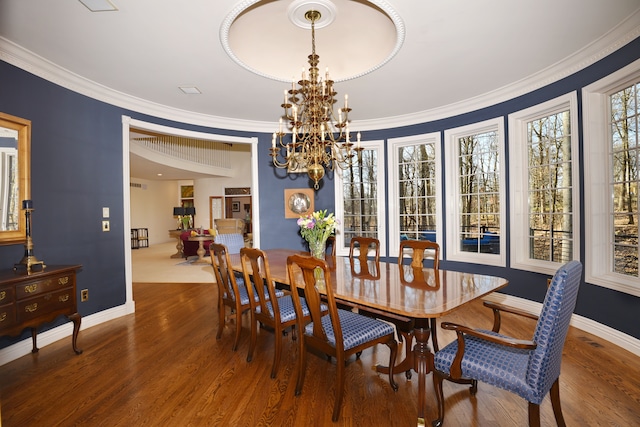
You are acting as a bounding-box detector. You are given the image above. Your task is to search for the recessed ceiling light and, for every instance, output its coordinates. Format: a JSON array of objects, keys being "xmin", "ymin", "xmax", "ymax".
[
  {"xmin": 157, "ymin": 173, "xmax": 163, "ymax": 177},
  {"xmin": 78, "ymin": 0, "xmax": 118, "ymax": 12},
  {"xmin": 179, "ymin": 86, "xmax": 202, "ymax": 95}
]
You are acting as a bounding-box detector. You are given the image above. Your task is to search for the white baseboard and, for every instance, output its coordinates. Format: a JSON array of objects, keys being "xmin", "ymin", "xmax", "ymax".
[
  {"xmin": 0, "ymin": 300, "xmax": 135, "ymax": 366},
  {"xmin": 484, "ymin": 293, "xmax": 640, "ymax": 357}
]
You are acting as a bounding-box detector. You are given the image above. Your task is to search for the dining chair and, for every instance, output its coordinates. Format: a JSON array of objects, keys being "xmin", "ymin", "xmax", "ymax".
[
  {"xmin": 348, "ymin": 236, "xmax": 380, "ymax": 263},
  {"xmin": 393, "ymin": 239, "xmax": 442, "ymax": 378},
  {"xmin": 432, "ymin": 260, "xmax": 583, "ymax": 427},
  {"xmin": 326, "ymin": 235, "xmax": 336, "ymax": 257},
  {"xmin": 210, "ymin": 242, "xmax": 250, "ymax": 351},
  {"xmin": 210, "ymin": 243, "xmax": 285, "ymax": 351},
  {"xmin": 287, "ymin": 254, "xmax": 398, "ymax": 422},
  {"xmin": 240, "ymin": 247, "xmax": 313, "ymax": 378}
]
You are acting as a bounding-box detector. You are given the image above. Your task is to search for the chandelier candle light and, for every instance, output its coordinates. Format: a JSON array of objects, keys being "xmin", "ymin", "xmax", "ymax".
[{"xmin": 270, "ymin": 9, "xmax": 363, "ymax": 190}]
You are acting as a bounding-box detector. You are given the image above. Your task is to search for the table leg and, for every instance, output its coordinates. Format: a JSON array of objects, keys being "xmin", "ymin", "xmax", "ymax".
[
  {"xmin": 171, "ymin": 235, "xmax": 184, "ymax": 258},
  {"xmin": 69, "ymin": 312, "xmax": 83, "ymax": 354},
  {"xmin": 375, "ymin": 318, "xmax": 433, "ymax": 425},
  {"xmin": 193, "ymin": 240, "xmax": 209, "ymax": 264}
]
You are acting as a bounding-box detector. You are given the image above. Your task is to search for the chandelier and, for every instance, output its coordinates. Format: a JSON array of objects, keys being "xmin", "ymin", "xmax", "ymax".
[{"xmin": 270, "ymin": 10, "xmax": 363, "ymax": 190}]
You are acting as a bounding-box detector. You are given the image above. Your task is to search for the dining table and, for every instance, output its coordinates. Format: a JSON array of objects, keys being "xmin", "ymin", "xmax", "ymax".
[{"xmin": 228, "ymin": 248, "xmax": 509, "ymax": 426}]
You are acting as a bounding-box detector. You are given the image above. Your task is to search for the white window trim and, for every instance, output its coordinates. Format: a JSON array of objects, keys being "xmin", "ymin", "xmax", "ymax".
[
  {"xmin": 444, "ymin": 118, "xmax": 506, "ymax": 267},
  {"xmin": 508, "ymin": 92, "xmax": 580, "ymax": 276},
  {"xmin": 583, "ymin": 58, "xmax": 640, "ymax": 297},
  {"xmin": 387, "ymin": 133, "xmax": 442, "ymax": 259},
  {"xmin": 334, "ymin": 139, "xmax": 386, "ymax": 257}
]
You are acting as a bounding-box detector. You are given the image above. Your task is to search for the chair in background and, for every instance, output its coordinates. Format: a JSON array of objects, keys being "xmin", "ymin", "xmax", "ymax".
[
  {"xmin": 432, "ymin": 260, "xmax": 583, "ymax": 427},
  {"xmin": 241, "ymin": 247, "xmax": 311, "ymax": 378},
  {"xmin": 214, "ymin": 233, "xmax": 245, "ymax": 255},
  {"xmin": 399, "ymin": 239, "xmax": 440, "ymax": 270},
  {"xmin": 287, "ymin": 254, "xmax": 398, "ymax": 422},
  {"xmin": 215, "ymin": 218, "xmax": 245, "ymax": 235},
  {"xmin": 348, "ymin": 236, "xmax": 380, "ymax": 263},
  {"xmin": 209, "ymin": 242, "xmax": 251, "ymax": 351},
  {"xmin": 326, "ymin": 235, "xmax": 336, "ymax": 257}
]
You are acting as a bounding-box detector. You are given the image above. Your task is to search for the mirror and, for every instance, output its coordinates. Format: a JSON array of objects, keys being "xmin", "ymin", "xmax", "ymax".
[{"xmin": 0, "ymin": 112, "xmax": 30, "ymax": 245}]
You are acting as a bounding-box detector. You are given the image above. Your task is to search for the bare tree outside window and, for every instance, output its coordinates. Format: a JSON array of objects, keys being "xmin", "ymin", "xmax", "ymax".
[
  {"xmin": 342, "ymin": 149, "xmax": 378, "ymax": 246},
  {"xmin": 458, "ymin": 131, "xmax": 500, "ymax": 253},
  {"xmin": 526, "ymin": 111, "xmax": 573, "ymax": 262},
  {"xmin": 397, "ymin": 142, "xmax": 437, "ymax": 241},
  {"xmin": 611, "ymin": 82, "xmax": 640, "ymax": 277}
]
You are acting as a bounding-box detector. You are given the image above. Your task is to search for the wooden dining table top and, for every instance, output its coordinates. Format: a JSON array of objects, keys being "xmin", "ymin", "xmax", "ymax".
[{"xmin": 228, "ymin": 248, "xmax": 508, "ymax": 320}]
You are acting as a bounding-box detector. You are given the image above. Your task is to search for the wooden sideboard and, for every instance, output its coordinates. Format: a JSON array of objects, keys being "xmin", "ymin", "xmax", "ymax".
[{"xmin": 0, "ymin": 265, "xmax": 82, "ymax": 355}]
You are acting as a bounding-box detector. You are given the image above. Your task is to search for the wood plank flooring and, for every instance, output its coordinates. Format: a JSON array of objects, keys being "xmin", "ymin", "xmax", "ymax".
[{"xmin": 1, "ymin": 281, "xmax": 639, "ymax": 426}]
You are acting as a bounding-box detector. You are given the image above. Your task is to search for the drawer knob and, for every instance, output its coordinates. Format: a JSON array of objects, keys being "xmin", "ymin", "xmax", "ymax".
[
  {"xmin": 58, "ymin": 276, "xmax": 69, "ymax": 285},
  {"xmin": 25, "ymin": 303, "xmax": 38, "ymax": 313},
  {"xmin": 59, "ymin": 294, "xmax": 70, "ymax": 302},
  {"xmin": 0, "ymin": 312, "xmax": 6, "ymax": 322},
  {"xmin": 25, "ymin": 284, "xmax": 38, "ymax": 293},
  {"xmin": 0, "ymin": 290, "xmax": 5, "ymax": 301}
]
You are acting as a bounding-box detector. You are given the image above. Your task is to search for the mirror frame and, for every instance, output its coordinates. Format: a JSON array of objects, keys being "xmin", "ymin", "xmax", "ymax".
[{"xmin": 0, "ymin": 112, "xmax": 31, "ymax": 245}]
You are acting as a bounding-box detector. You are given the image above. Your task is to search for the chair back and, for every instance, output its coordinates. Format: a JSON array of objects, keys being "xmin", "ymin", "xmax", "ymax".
[
  {"xmin": 326, "ymin": 235, "xmax": 337, "ymax": 257},
  {"xmin": 214, "ymin": 233, "xmax": 245, "ymax": 254},
  {"xmin": 287, "ymin": 254, "xmax": 343, "ymax": 353},
  {"xmin": 215, "ymin": 218, "xmax": 245, "ymax": 235},
  {"xmin": 349, "ymin": 236, "xmax": 380, "ymax": 263},
  {"xmin": 240, "ymin": 247, "xmax": 280, "ymax": 318},
  {"xmin": 209, "ymin": 242, "xmax": 242, "ymax": 303},
  {"xmin": 527, "ymin": 260, "xmax": 582, "ymax": 397},
  {"xmin": 399, "ymin": 239, "xmax": 440, "ymax": 270}
]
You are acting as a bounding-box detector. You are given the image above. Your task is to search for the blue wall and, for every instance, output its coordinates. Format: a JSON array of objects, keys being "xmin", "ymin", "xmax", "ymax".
[{"xmin": 1, "ymin": 34, "xmax": 639, "ymax": 350}]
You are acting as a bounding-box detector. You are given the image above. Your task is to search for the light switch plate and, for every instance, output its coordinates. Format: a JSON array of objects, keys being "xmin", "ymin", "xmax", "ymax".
[
  {"xmin": 103, "ymin": 207, "xmax": 110, "ymax": 218},
  {"xmin": 102, "ymin": 220, "xmax": 110, "ymax": 232}
]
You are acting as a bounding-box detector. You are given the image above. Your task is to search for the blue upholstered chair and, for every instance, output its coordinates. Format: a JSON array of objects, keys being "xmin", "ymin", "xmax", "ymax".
[
  {"xmin": 432, "ymin": 260, "xmax": 583, "ymax": 427},
  {"xmin": 241, "ymin": 247, "xmax": 317, "ymax": 378},
  {"xmin": 287, "ymin": 254, "xmax": 398, "ymax": 422},
  {"xmin": 209, "ymin": 242, "xmax": 282, "ymax": 351},
  {"xmin": 214, "ymin": 233, "xmax": 245, "ymax": 255}
]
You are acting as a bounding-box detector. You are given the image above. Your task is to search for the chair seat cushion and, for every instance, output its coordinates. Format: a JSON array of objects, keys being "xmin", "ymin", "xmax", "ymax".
[
  {"xmin": 434, "ymin": 329, "xmax": 536, "ymax": 402},
  {"xmin": 230, "ymin": 279, "xmax": 284, "ymax": 306},
  {"xmin": 305, "ymin": 309, "xmax": 395, "ymax": 351},
  {"xmin": 257, "ymin": 296, "xmax": 324, "ymax": 322}
]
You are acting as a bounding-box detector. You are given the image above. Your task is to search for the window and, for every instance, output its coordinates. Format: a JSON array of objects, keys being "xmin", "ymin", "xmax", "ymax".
[
  {"xmin": 584, "ymin": 59, "xmax": 640, "ymax": 296},
  {"xmin": 334, "ymin": 140, "xmax": 385, "ymax": 256},
  {"xmin": 445, "ymin": 119, "xmax": 505, "ymax": 266},
  {"xmin": 509, "ymin": 93, "xmax": 579, "ymax": 274},
  {"xmin": 388, "ymin": 133, "xmax": 441, "ymax": 258}
]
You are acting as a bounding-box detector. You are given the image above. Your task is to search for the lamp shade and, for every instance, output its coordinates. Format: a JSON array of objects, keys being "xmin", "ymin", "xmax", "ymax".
[
  {"xmin": 173, "ymin": 207, "xmax": 185, "ymax": 216},
  {"xmin": 185, "ymin": 207, "xmax": 196, "ymax": 216}
]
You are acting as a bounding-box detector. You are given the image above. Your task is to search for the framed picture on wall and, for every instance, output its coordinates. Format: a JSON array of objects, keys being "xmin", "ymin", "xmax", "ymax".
[
  {"xmin": 232, "ymin": 201, "xmax": 240, "ymax": 212},
  {"xmin": 284, "ymin": 188, "xmax": 314, "ymax": 218}
]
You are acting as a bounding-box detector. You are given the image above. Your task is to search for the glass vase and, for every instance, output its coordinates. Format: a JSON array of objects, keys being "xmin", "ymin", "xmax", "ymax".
[{"xmin": 309, "ymin": 239, "xmax": 326, "ymax": 260}]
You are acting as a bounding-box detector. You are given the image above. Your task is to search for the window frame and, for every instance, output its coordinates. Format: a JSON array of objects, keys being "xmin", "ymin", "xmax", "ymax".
[
  {"xmin": 387, "ymin": 133, "xmax": 442, "ymax": 259},
  {"xmin": 508, "ymin": 92, "xmax": 580, "ymax": 275},
  {"xmin": 334, "ymin": 139, "xmax": 386, "ymax": 257},
  {"xmin": 444, "ymin": 118, "xmax": 506, "ymax": 266},
  {"xmin": 583, "ymin": 58, "xmax": 640, "ymax": 297}
]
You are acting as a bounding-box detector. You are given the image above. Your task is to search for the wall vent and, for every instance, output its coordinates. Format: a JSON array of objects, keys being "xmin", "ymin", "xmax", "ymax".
[{"xmin": 130, "ymin": 182, "xmax": 146, "ymax": 189}]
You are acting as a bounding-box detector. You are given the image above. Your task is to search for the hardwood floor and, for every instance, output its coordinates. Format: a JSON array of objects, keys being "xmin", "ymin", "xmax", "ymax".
[{"xmin": 1, "ymin": 281, "xmax": 639, "ymax": 426}]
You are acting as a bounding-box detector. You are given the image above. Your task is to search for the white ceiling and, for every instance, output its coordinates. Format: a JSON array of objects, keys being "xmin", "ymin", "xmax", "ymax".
[{"xmin": 1, "ymin": 0, "xmax": 640, "ymax": 180}]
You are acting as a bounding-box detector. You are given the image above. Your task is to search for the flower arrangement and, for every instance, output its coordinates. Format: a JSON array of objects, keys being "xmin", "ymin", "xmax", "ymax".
[{"xmin": 297, "ymin": 209, "xmax": 338, "ymax": 259}]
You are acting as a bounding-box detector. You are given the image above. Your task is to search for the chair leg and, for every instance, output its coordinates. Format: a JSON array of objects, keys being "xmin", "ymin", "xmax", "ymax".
[
  {"xmin": 246, "ymin": 316, "xmax": 257, "ymax": 362},
  {"xmin": 332, "ymin": 353, "xmax": 346, "ymax": 422},
  {"xmin": 430, "ymin": 318, "xmax": 439, "ymax": 352},
  {"xmin": 550, "ymin": 378, "xmax": 567, "ymax": 427},
  {"xmin": 432, "ymin": 371, "xmax": 445, "ymax": 427},
  {"xmin": 216, "ymin": 303, "xmax": 224, "ymax": 340},
  {"xmin": 386, "ymin": 338, "xmax": 398, "ymax": 391},
  {"xmin": 232, "ymin": 309, "xmax": 242, "ymax": 352},
  {"xmin": 271, "ymin": 327, "xmax": 282, "ymax": 379},
  {"xmin": 528, "ymin": 402, "xmax": 541, "ymax": 427},
  {"xmin": 295, "ymin": 337, "xmax": 307, "ymax": 396}
]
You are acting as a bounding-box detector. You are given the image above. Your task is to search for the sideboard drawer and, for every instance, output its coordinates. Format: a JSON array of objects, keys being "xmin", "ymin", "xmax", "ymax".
[
  {"xmin": 0, "ymin": 303, "xmax": 17, "ymax": 330},
  {"xmin": 17, "ymin": 287, "xmax": 75, "ymax": 323},
  {"xmin": 0, "ymin": 285, "xmax": 15, "ymax": 305},
  {"xmin": 14, "ymin": 273, "xmax": 75, "ymax": 300}
]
